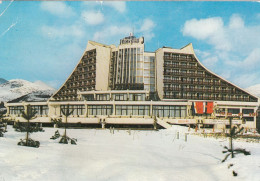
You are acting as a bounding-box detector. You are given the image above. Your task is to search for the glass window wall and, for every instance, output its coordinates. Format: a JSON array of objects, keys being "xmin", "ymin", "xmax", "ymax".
[
  {"xmin": 60, "ymin": 105, "xmax": 85, "ymax": 116},
  {"xmin": 115, "ymin": 105, "xmax": 150, "ymax": 116},
  {"xmin": 153, "ymin": 105, "xmax": 186, "ymax": 118},
  {"xmin": 88, "ymin": 105, "xmax": 113, "ymax": 115},
  {"xmin": 9, "ymin": 106, "xmax": 24, "ymax": 115},
  {"xmin": 31, "ymin": 105, "xmax": 49, "ymax": 116}
]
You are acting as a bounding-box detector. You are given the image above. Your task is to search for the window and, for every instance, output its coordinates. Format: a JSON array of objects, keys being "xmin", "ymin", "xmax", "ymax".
[
  {"xmin": 244, "ymin": 117, "xmax": 254, "ymax": 122},
  {"xmin": 60, "ymin": 105, "xmax": 85, "ymax": 116},
  {"xmin": 242, "ymin": 109, "xmax": 254, "ymax": 114},
  {"xmin": 88, "ymin": 105, "xmax": 113, "ymax": 116},
  {"xmin": 129, "ymin": 94, "xmax": 145, "ymax": 101},
  {"xmin": 153, "ymin": 106, "xmax": 186, "ymax": 118},
  {"xmin": 113, "ymin": 94, "xmax": 127, "ymax": 101},
  {"xmin": 9, "ymin": 106, "xmax": 24, "ymax": 115},
  {"xmin": 115, "ymin": 105, "xmax": 150, "ymax": 116},
  {"xmin": 228, "ymin": 108, "xmax": 240, "ymax": 114},
  {"xmin": 84, "ymin": 94, "xmax": 94, "ymax": 101},
  {"xmin": 31, "ymin": 105, "xmax": 49, "ymax": 116},
  {"xmin": 96, "ymin": 94, "xmax": 110, "ymax": 101}
]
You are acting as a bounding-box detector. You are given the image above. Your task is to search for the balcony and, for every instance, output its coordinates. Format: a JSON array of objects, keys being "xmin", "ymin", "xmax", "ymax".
[
  {"xmin": 164, "ymin": 64, "xmax": 197, "ymax": 69},
  {"xmin": 164, "ymin": 87, "xmax": 181, "ymax": 91},
  {"xmin": 221, "ymin": 90, "xmax": 232, "ymax": 94},
  {"xmin": 163, "ymin": 72, "xmax": 205, "ymax": 78}
]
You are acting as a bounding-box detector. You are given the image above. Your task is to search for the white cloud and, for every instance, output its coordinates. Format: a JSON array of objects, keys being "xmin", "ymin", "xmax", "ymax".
[
  {"xmin": 183, "ymin": 14, "xmax": 260, "ymax": 87},
  {"xmin": 220, "ymin": 71, "xmax": 231, "ymax": 80},
  {"xmin": 194, "ymin": 49, "xmax": 210, "ymax": 58},
  {"xmin": 82, "ymin": 1, "xmax": 126, "ymax": 13},
  {"xmin": 183, "ymin": 17, "xmax": 224, "ymax": 40},
  {"xmin": 93, "ymin": 25, "xmax": 131, "ymax": 43},
  {"xmin": 238, "ymin": 48, "xmax": 260, "ymax": 70},
  {"xmin": 81, "ymin": 11, "xmax": 104, "ymax": 25},
  {"xmin": 0, "ymin": 1, "xmax": 2, "ymax": 4},
  {"xmin": 194, "ymin": 49, "xmax": 218, "ymax": 69},
  {"xmin": 183, "ymin": 15, "xmax": 260, "ymax": 53},
  {"xmin": 140, "ymin": 18, "xmax": 155, "ymax": 32},
  {"xmin": 42, "ymin": 25, "xmax": 84, "ymax": 39},
  {"xmin": 41, "ymin": 2, "xmax": 75, "ymax": 17},
  {"xmin": 137, "ymin": 18, "xmax": 156, "ymax": 41},
  {"xmin": 233, "ymin": 73, "xmax": 260, "ymax": 88},
  {"xmin": 92, "ymin": 18, "xmax": 156, "ymax": 43},
  {"xmin": 183, "ymin": 17, "xmax": 231, "ymax": 51},
  {"xmin": 202, "ymin": 56, "xmax": 218, "ymax": 69},
  {"xmin": 229, "ymin": 14, "xmax": 244, "ymax": 29},
  {"xmin": 103, "ymin": 1, "xmax": 126, "ymax": 13}
]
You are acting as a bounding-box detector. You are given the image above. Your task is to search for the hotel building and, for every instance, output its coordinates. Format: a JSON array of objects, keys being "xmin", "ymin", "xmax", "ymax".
[{"xmin": 5, "ymin": 34, "xmax": 260, "ymax": 130}]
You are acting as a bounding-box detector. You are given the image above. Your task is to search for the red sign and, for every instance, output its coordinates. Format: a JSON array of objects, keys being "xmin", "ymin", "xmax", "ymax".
[
  {"xmin": 206, "ymin": 102, "xmax": 214, "ymax": 114},
  {"xmin": 195, "ymin": 102, "xmax": 204, "ymax": 114}
]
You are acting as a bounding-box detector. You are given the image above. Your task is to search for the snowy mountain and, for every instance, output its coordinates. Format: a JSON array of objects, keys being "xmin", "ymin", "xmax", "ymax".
[
  {"xmin": 8, "ymin": 90, "xmax": 55, "ymax": 103},
  {"xmin": 0, "ymin": 78, "xmax": 7, "ymax": 85},
  {"xmin": 0, "ymin": 79, "xmax": 56, "ymax": 102},
  {"xmin": 245, "ymin": 84, "xmax": 260, "ymax": 97}
]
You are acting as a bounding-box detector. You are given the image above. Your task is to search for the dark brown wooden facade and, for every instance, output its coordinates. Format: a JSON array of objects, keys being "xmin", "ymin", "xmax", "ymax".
[
  {"xmin": 163, "ymin": 52, "xmax": 258, "ymax": 102},
  {"xmin": 52, "ymin": 49, "xmax": 97, "ymax": 101}
]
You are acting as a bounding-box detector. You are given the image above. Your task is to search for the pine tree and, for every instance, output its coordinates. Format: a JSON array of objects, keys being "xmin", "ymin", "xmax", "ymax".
[
  {"xmin": 17, "ymin": 105, "xmax": 42, "ymax": 148},
  {"xmin": 0, "ymin": 112, "xmax": 7, "ymax": 137},
  {"xmin": 50, "ymin": 105, "xmax": 77, "ymax": 145},
  {"xmin": 222, "ymin": 117, "xmax": 250, "ymax": 162}
]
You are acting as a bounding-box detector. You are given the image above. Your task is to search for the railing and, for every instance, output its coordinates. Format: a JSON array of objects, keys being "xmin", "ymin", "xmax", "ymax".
[
  {"xmin": 164, "ymin": 64, "xmax": 197, "ymax": 69},
  {"xmin": 163, "ymin": 88, "xmax": 181, "ymax": 91},
  {"xmin": 163, "ymin": 72, "xmax": 205, "ymax": 77},
  {"xmin": 164, "ymin": 56, "xmax": 194, "ymax": 62}
]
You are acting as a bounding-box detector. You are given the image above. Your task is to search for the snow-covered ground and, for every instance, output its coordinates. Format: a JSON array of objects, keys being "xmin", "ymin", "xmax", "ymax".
[{"xmin": 0, "ymin": 126, "xmax": 259, "ymax": 181}]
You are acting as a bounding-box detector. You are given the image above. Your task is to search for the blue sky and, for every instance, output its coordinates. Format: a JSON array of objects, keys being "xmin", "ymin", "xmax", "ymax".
[{"xmin": 0, "ymin": 1, "xmax": 260, "ymax": 89}]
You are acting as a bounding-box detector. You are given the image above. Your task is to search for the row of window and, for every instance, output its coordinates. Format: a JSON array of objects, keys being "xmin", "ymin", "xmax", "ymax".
[
  {"xmin": 8, "ymin": 106, "xmax": 254, "ymax": 119},
  {"xmin": 9, "ymin": 106, "xmax": 48, "ymax": 116},
  {"xmin": 84, "ymin": 93, "xmax": 147, "ymax": 101},
  {"xmin": 9, "ymin": 106, "xmax": 24, "ymax": 115},
  {"xmin": 88, "ymin": 105, "xmax": 112, "ymax": 116},
  {"xmin": 59, "ymin": 105, "xmax": 187, "ymax": 117},
  {"xmin": 217, "ymin": 108, "xmax": 255, "ymax": 114},
  {"xmin": 31, "ymin": 106, "xmax": 49, "ymax": 116},
  {"xmin": 60, "ymin": 105, "xmax": 85, "ymax": 116},
  {"xmin": 153, "ymin": 106, "xmax": 186, "ymax": 118},
  {"xmin": 115, "ymin": 105, "xmax": 150, "ymax": 116}
]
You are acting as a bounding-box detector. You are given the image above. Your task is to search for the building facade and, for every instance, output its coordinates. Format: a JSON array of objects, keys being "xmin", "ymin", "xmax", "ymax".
[{"xmin": 5, "ymin": 35, "xmax": 260, "ymax": 130}]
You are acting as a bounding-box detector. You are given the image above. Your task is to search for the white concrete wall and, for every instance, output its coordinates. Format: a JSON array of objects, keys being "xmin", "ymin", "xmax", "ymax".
[
  {"xmin": 155, "ymin": 48, "xmax": 164, "ymax": 100},
  {"xmin": 95, "ymin": 45, "xmax": 111, "ymax": 91}
]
